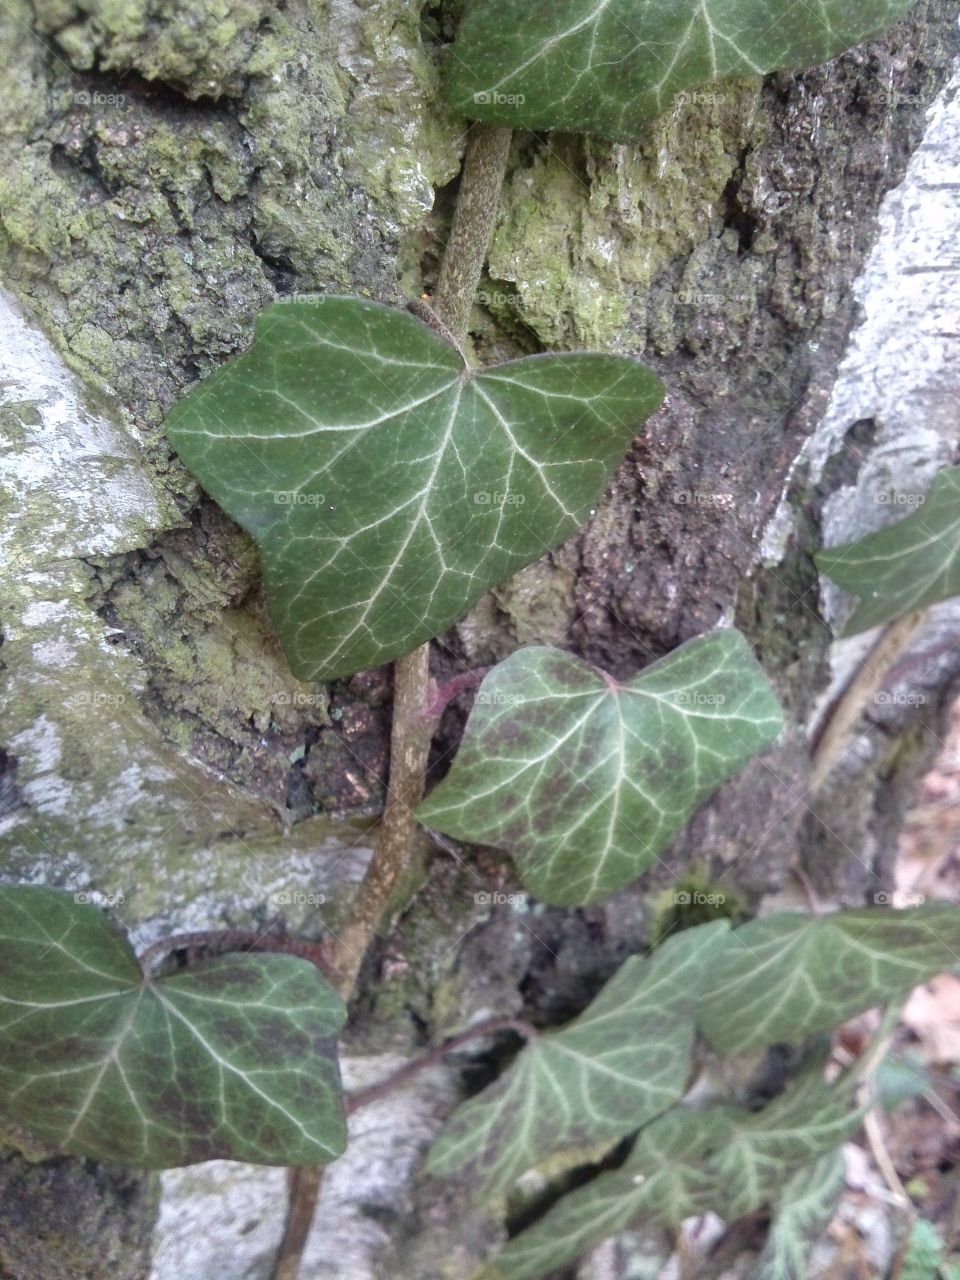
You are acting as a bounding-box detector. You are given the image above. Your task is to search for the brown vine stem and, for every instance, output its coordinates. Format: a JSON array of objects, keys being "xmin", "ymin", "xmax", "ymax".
[{"xmin": 270, "ymin": 123, "xmax": 513, "ymax": 1280}]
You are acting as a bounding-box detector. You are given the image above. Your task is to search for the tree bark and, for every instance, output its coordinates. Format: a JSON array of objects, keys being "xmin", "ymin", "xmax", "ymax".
[{"xmin": 1, "ymin": 0, "xmax": 958, "ymax": 1274}]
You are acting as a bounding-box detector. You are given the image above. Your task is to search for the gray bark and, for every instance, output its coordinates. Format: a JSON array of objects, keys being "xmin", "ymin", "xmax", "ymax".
[{"xmin": 0, "ymin": 0, "xmax": 958, "ymax": 1275}]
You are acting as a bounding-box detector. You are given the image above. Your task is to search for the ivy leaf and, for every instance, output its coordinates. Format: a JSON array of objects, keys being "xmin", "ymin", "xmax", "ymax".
[
  {"xmin": 446, "ymin": 0, "xmax": 912, "ymax": 142},
  {"xmin": 495, "ymin": 1076, "xmax": 859, "ymax": 1280},
  {"xmin": 815, "ymin": 466, "xmax": 960, "ymax": 635},
  {"xmin": 428, "ymin": 921, "xmax": 730, "ymax": 1195},
  {"xmin": 165, "ymin": 296, "xmax": 663, "ymax": 681},
  {"xmin": 417, "ymin": 631, "xmax": 783, "ymax": 905},
  {"xmin": 0, "ymin": 886, "xmax": 347, "ymax": 1169},
  {"xmin": 696, "ymin": 904, "xmax": 960, "ymax": 1055},
  {"xmin": 756, "ymin": 1150, "xmax": 846, "ymax": 1280}
]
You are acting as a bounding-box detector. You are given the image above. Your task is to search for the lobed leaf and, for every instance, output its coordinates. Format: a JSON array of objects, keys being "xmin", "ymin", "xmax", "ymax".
[
  {"xmin": 696, "ymin": 903, "xmax": 960, "ymax": 1055},
  {"xmin": 815, "ymin": 466, "xmax": 960, "ymax": 635},
  {"xmin": 755, "ymin": 1149, "xmax": 846, "ymax": 1280},
  {"xmin": 0, "ymin": 886, "xmax": 347, "ymax": 1168},
  {"xmin": 428, "ymin": 921, "xmax": 730, "ymax": 1195},
  {"xmin": 417, "ymin": 631, "xmax": 783, "ymax": 905},
  {"xmin": 446, "ymin": 0, "xmax": 914, "ymax": 142},
  {"xmin": 494, "ymin": 1075, "xmax": 859, "ymax": 1280},
  {"xmin": 165, "ymin": 296, "xmax": 663, "ymax": 681}
]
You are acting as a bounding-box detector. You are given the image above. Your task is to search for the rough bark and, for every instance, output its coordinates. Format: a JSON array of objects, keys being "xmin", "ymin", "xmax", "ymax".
[{"xmin": 0, "ymin": 0, "xmax": 958, "ymax": 1275}]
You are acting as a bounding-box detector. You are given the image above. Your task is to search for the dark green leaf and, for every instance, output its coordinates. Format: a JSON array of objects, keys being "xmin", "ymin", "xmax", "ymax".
[
  {"xmin": 447, "ymin": 0, "xmax": 913, "ymax": 141},
  {"xmin": 496, "ymin": 1075, "xmax": 859, "ymax": 1280},
  {"xmin": 165, "ymin": 296, "xmax": 663, "ymax": 680},
  {"xmin": 696, "ymin": 903, "xmax": 960, "ymax": 1055},
  {"xmin": 816, "ymin": 466, "xmax": 960, "ymax": 634},
  {"xmin": 428, "ymin": 921, "xmax": 730, "ymax": 1195},
  {"xmin": 0, "ymin": 886, "xmax": 346, "ymax": 1168},
  {"xmin": 418, "ymin": 632, "xmax": 783, "ymax": 905}
]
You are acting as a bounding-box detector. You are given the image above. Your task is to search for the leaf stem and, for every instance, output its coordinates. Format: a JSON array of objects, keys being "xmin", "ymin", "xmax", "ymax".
[
  {"xmin": 271, "ymin": 123, "xmax": 512, "ymax": 1280},
  {"xmin": 327, "ymin": 643, "xmax": 435, "ymax": 998},
  {"xmin": 345, "ymin": 1017, "xmax": 536, "ymax": 1114},
  {"xmin": 137, "ymin": 928, "xmax": 334, "ymax": 978},
  {"xmin": 434, "ymin": 124, "xmax": 513, "ymax": 342}
]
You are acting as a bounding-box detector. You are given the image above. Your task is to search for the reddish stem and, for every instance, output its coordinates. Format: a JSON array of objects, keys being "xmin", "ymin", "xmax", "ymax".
[
  {"xmin": 138, "ymin": 928, "xmax": 335, "ymax": 979},
  {"xmin": 424, "ymin": 667, "xmax": 491, "ymax": 719},
  {"xmin": 346, "ymin": 1017, "xmax": 537, "ymax": 1114}
]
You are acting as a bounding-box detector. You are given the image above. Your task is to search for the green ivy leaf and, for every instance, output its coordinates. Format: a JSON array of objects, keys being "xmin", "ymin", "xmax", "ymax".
[
  {"xmin": 417, "ymin": 631, "xmax": 783, "ymax": 905},
  {"xmin": 165, "ymin": 296, "xmax": 663, "ymax": 681},
  {"xmin": 755, "ymin": 1150, "xmax": 846, "ymax": 1280},
  {"xmin": 815, "ymin": 466, "xmax": 960, "ymax": 635},
  {"xmin": 446, "ymin": 0, "xmax": 912, "ymax": 142},
  {"xmin": 696, "ymin": 903, "xmax": 960, "ymax": 1055},
  {"xmin": 428, "ymin": 921, "xmax": 730, "ymax": 1195},
  {"xmin": 495, "ymin": 1075, "xmax": 859, "ymax": 1280},
  {"xmin": 0, "ymin": 886, "xmax": 347, "ymax": 1168}
]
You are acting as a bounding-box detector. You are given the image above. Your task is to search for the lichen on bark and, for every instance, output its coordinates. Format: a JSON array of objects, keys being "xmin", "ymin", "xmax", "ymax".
[{"xmin": 2, "ymin": 0, "xmax": 960, "ymax": 1274}]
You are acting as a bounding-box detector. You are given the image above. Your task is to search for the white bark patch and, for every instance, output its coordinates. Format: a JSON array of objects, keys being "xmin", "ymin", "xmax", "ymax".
[
  {"xmin": 151, "ymin": 1059, "xmax": 456, "ymax": 1280},
  {"xmin": 0, "ymin": 289, "xmax": 373, "ymax": 924},
  {"xmin": 795, "ymin": 64, "xmax": 960, "ymax": 731}
]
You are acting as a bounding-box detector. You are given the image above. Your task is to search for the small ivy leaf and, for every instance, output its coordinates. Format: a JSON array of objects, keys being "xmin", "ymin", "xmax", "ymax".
[
  {"xmin": 495, "ymin": 1075, "xmax": 859, "ymax": 1280},
  {"xmin": 696, "ymin": 903, "xmax": 960, "ymax": 1055},
  {"xmin": 417, "ymin": 631, "xmax": 783, "ymax": 905},
  {"xmin": 0, "ymin": 886, "xmax": 347, "ymax": 1168},
  {"xmin": 428, "ymin": 921, "xmax": 730, "ymax": 1196},
  {"xmin": 815, "ymin": 466, "xmax": 960, "ymax": 635},
  {"xmin": 165, "ymin": 296, "xmax": 663, "ymax": 681},
  {"xmin": 446, "ymin": 0, "xmax": 913, "ymax": 142},
  {"xmin": 755, "ymin": 1149, "xmax": 846, "ymax": 1280}
]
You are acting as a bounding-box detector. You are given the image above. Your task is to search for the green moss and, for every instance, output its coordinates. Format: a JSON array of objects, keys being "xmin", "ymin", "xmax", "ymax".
[
  {"xmin": 487, "ymin": 79, "xmax": 765, "ymax": 348},
  {"xmin": 493, "ymin": 560, "xmax": 578, "ymax": 648},
  {"xmin": 32, "ymin": 0, "xmax": 273, "ymax": 99},
  {"xmin": 650, "ymin": 870, "xmax": 745, "ymax": 943}
]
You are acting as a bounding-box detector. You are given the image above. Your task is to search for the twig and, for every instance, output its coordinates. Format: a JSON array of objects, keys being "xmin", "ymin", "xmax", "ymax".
[
  {"xmin": 326, "ymin": 643, "xmax": 435, "ymax": 998},
  {"xmin": 853, "ymin": 1002, "xmax": 911, "ymax": 1207},
  {"xmin": 270, "ymin": 124, "xmax": 513, "ymax": 1280},
  {"xmin": 434, "ymin": 125, "xmax": 513, "ymax": 342}
]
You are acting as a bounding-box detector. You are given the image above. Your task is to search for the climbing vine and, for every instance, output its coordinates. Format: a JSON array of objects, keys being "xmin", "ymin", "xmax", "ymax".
[{"xmin": 1, "ymin": 3, "xmax": 955, "ymax": 1280}]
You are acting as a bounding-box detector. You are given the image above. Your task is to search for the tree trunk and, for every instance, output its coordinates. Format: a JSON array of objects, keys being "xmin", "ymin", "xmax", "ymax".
[{"xmin": 1, "ymin": 0, "xmax": 958, "ymax": 1275}]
